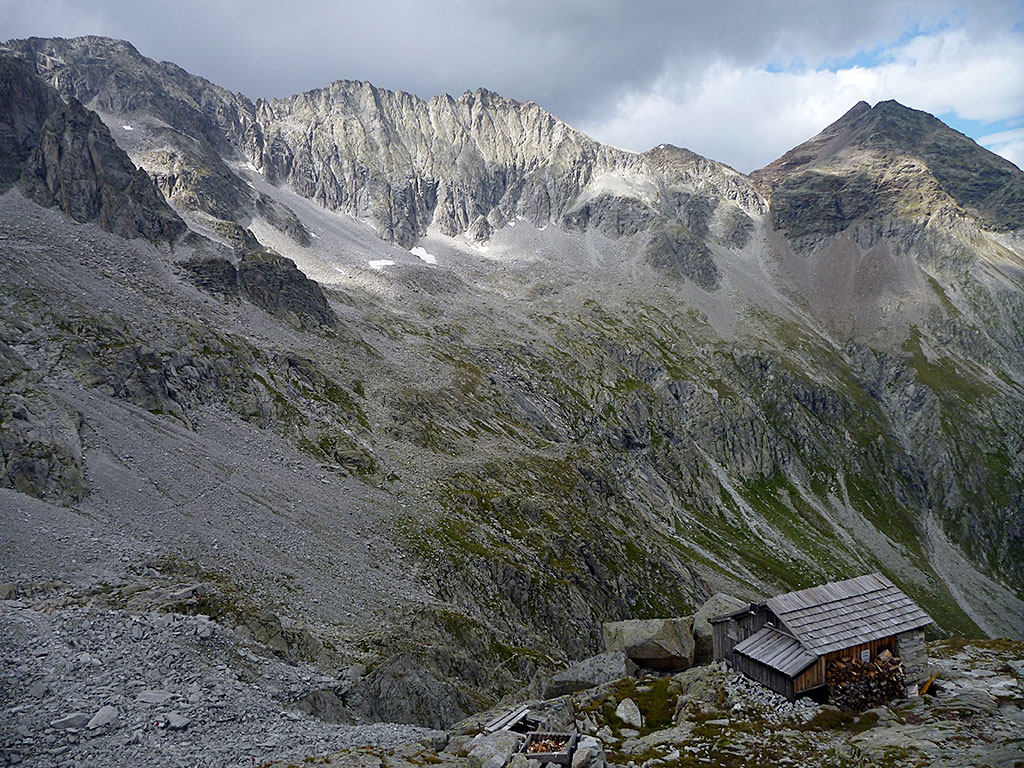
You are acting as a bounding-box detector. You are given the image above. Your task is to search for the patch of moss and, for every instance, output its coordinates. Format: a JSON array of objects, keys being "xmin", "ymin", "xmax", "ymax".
[{"xmin": 902, "ymin": 325, "xmax": 995, "ymax": 405}]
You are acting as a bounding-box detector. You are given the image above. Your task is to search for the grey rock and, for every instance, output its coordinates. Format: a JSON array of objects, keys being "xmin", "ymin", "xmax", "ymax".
[
  {"xmin": 179, "ymin": 254, "xmax": 240, "ymax": 300},
  {"xmin": 643, "ymin": 223, "xmax": 719, "ymax": 290},
  {"xmin": 544, "ymin": 652, "xmax": 638, "ymax": 698},
  {"xmin": 604, "ymin": 618, "xmax": 695, "ymax": 672},
  {"xmin": 7, "ymin": 66, "xmax": 185, "ymax": 241},
  {"xmin": 50, "ymin": 712, "xmax": 89, "ymax": 729},
  {"xmin": 468, "ymin": 731, "xmax": 521, "ymax": 768},
  {"xmin": 27, "ymin": 681, "xmax": 48, "ymax": 698},
  {"xmin": 416, "ymin": 730, "xmax": 450, "ymax": 752},
  {"xmin": 237, "ymin": 250, "xmax": 336, "ymax": 328},
  {"xmin": 136, "ymin": 689, "xmax": 175, "ymax": 704},
  {"xmin": 0, "ymin": 386, "xmax": 86, "ymax": 503},
  {"xmin": 290, "ymin": 688, "xmax": 353, "ymax": 724},
  {"xmin": 87, "ymin": 705, "xmax": 118, "ymax": 729},
  {"xmin": 345, "ymin": 652, "xmax": 476, "ymax": 729},
  {"xmin": 571, "ymin": 735, "xmax": 607, "ymax": 768},
  {"xmin": 162, "ymin": 712, "xmax": 190, "ymax": 730},
  {"xmin": 615, "ymin": 698, "xmax": 643, "ymax": 729}
]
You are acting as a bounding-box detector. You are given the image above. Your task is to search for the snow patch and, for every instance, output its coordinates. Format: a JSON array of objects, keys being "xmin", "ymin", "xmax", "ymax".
[
  {"xmin": 367, "ymin": 260, "xmax": 395, "ymax": 270},
  {"xmin": 410, "ymin": 246, "xmax": 437, "ymax": 264},
  {"xmin": 310, "ymin": 232, "xmax": 319, "ymax": 239},
  {"xmin": 122, "ymin": 124, "xmax": 134, "ymax": 131}
]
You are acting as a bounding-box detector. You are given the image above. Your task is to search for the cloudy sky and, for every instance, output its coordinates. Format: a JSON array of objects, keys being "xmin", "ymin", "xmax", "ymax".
[{"xmin": 3, "ymin": 1, "xmax": 1023, "ymax": 172}]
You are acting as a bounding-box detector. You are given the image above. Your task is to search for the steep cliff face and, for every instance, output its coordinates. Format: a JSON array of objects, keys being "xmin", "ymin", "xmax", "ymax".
[
  {"xmin": 1, "ymin": 35, "xmax": 1024, "ymax": 729},
  {"xmin": 256, "ymin": 83, "xmax": 762, "ymax": 250},
  {"xmin": 0, "ymin": 53, "xmax": 185, "ymax": 240}
]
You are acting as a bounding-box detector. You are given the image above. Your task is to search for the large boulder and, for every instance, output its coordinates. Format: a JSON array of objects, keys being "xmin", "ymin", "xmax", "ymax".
[
  {"xmin": 691, "ymin": 593, "xmax": 747, "ymax": 664},
  {"xmin": 468, "ymin": 730, "xmax": 522, "ymax": 768},
  {"xmin": 571, "ymin": 735, "xmax": 608, "ymax": 768},
  {"xmin": 603, "ymin": 618, "xmax": 695, "ymax": 672},
  {"xmin": 543, "ymin": 651, "xmax": 638, "ymax": 698}
]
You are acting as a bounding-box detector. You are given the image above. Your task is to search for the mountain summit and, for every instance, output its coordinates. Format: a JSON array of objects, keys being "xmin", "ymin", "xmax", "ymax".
[{"xmin": 753, "ymin": 99, "xmax": 1024, "ymax": 233}]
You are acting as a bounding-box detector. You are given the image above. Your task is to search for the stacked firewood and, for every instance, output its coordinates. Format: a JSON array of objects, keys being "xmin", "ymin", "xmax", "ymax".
[{"xmin": 827, "ymin": 649, "xmax": 906, "ymax": 710}]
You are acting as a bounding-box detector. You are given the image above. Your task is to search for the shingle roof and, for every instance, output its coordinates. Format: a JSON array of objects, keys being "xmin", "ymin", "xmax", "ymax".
[
  {"xmin": 767, "ymin": 573, "xmax": 932, "ymax": 656},
  {"xmin": 733, "ymin": 627, "xmax": 817, "ymax": 677}
]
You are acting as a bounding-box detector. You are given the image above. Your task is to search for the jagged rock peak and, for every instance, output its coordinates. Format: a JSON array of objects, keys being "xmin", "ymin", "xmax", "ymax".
[{"xmin": 6, "ymin": 36, "xmax": 764, "ymax": 252}]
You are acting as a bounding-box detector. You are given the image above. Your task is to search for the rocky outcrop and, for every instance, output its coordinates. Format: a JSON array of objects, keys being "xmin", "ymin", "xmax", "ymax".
[
  {"xmin": 643, "ymin": 222, "xmax": 720, "ymax": 289},
  {"xmin": 0, "ymin": 53, "xmax": 184, "ymax": 241},
  {"xmin": 238, "ymin": 250, "xmax": 336, "ymax": 328},
  {"xmin": 178, "ymin": 254, "xmax": 241, "ymax": 299},
  {"xmin": 543, "ymin": 652, "xmax": 638, "ymax": 698},
  {"xmin": 19, "ymin": 96, "xmax": 186, "ymax": 241},
  {"xmin": 0, "ymin": 383, "xmax": 85, "ymax": 503},
  {"xmin": 345, "ymin": 653, "xmax": 478, "ymax": 729},
  {"xmin": 0, "ymin": 56, "xmax": 62, "ymax": 186},
  {"xmin": 179, "ymin": 247, "xmax": 336, "ymax": 327}
]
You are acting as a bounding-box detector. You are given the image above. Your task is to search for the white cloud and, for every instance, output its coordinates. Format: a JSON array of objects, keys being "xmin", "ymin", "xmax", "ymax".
[
  {"xmin": 582, "ymin": 29, "xmax": 1024, "ymax": 172},
  {"xmin": 980, "ymin": 128, "xmax": 1024, "ymax": 170}
]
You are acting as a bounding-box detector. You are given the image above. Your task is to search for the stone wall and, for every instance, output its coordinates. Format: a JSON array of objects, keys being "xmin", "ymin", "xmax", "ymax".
[{"xmin": 895, "ymin": 629, "xmax": 928, "ymax": 685}]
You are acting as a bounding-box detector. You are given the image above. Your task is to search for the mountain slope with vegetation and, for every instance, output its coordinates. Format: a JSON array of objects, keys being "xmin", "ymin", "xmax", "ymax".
[{"xmin": 1, "ymin": 37, "xmax": 1023, "ymax": 746}]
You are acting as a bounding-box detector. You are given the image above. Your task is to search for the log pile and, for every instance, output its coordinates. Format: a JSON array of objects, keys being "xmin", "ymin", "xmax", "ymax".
[{"xmin": 827, "ymin": 649, "xmax": 906, "ymax": 710}]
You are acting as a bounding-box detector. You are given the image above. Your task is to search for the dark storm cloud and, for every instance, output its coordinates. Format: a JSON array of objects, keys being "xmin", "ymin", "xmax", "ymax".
[
  {"xmin": 0, "ymin": 1, "xmax": 989, "ymax": 115},
  {"xmin": 3, "ymin": 1, "xmax": 1021, "ymax": 168}
]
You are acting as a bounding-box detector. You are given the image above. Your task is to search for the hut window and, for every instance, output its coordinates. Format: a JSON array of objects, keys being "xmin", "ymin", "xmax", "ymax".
[{"xmin": 860, "ymin": 648, "xmax": 871, "ymax": 663}]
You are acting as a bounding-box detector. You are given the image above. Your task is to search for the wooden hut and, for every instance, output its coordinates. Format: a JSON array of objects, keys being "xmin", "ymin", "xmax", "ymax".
[{"xmin": 710, "ymin": 573, "xmax": 932, "ymax": 700}]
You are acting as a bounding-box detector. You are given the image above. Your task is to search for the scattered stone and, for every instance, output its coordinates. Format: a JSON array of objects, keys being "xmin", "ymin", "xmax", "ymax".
[
  {"xmin": 87, "ymin": 705, "xmax": 118, "ymax": 729},
  {"xmin": 51, "ymin": 712, "xmax": 90, "ymax": 729},
  {"xmin": 136, "ymin": 690, "xmax": 175, "ymax": 704},
  {"xmin": 27, "ymin": 681, "xmax": 48, "ymax": 698},
  {"xmin": 615, "ymin": 698, "xmax": 644, "ymax": 729}
]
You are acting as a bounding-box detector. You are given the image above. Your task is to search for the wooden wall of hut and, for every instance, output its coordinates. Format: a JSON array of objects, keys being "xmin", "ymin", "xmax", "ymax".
[
  {"xmin": 711, "ymin": 607, "xmax": 768, "ymax": 663},
  {"xmin": 732, "ymin": 652, "xmax": 796, "ymax": 699}
]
